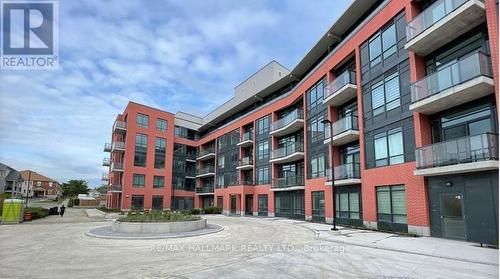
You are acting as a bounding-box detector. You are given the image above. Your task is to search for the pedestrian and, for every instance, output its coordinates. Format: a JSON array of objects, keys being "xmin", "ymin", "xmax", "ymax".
[{"xmin": 59, "ymin": 204, "xmax": 66, "ymax": 218}]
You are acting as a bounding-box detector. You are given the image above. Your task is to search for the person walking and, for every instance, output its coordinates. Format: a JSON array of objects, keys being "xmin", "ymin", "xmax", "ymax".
[{"xmin": 59, "ymin": 204, "xmax": 66, "ymax": 218}]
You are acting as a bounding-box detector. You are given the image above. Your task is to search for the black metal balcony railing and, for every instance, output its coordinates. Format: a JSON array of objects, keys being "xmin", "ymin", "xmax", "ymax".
[
  {"xmin": 238, "ymin": 157, "xmax": 253, "ymax": 166},
  {"xmin": 271, "ymin": 142, "xmax": 304, "ymax": 160},
  {"xmin": 416, "ymin": 133, "xmax": 498, "ymax": 169},
  {"xmin": 406, "ymin": 0, "xmax": 470, "ymax": 41},
  {"xmin": 198, "ymin": 147, "xmax": 215, "ymax": 157},
  {"xmin": 271, "ymin": 108, "xmax": 304, "ymax": 132},
  {"xmin": 411, "ymin": 52, "xmax": 492, "ymax": 103},
  {"xmin": 197, "ymin": 166, "xmax": 215, "ymax": 175},
  {"xmin": 325, "ymin": 115, "xmax": 359, "ymax": 138},
  {"xmin": 272, "ymin": 175, "xmax": 305, "ymax": 189},
  {"xmin": 324, "ymin": 70, "xmax": 356, "ymax": 99},
  {"xmin": 195, "ymin": 185, "xmax": 214, "ymax": 194},
  {"xmin": 240, "ymin": 131, "xmax": 253, "ymax": 142},
  {"xmin": 326, "ymin": 163, "xmax": 361, "ymax": 181}
]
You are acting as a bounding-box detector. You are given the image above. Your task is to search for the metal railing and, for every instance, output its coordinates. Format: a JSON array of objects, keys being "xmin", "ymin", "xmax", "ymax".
[
  {"xmin": 411, "ymin": 52, "xmax": 492, "ymax": 103},
  {"xmin": 324, "ymin": 70, "xmax": 357, "ymax": 99},
  {"xmin": 272, "ymin": 175, "xmax": 305, "ymax": 189},
  {"xmin": 111, "ymin": 162, "xmax": 124, "ymax": 170},
  {"xmin": 271, "ymin": 142, "xmax": 304, "ymax": 160},
  {"xmin": 240, "ymin": 131, "xmax": 253, "ymax": 142},
  {"xmin": 406, "ymin": 0, "xmax": 472, "ymax": 41},
  {"xmin": 326, "ymin": 163, "xmax": 361, "ymax": 181},
  {"xmin": 102, "ymin": 158, "xmax": 110, "ymax": 166},
  {"xmin": 112, "ymin": 141, "xmax": 125, "ymax": 150},
  {"xmin": 104, "ymin": 143, "xmax": 111, "ymax": 152},
  {"xmin": 238, "ymin": 157, "xmax": 253, "ymax": 166},
  {"xmin": 325, "ymin": 115, "xmax": 359, "ymax": 138},
  {"xmin": 108, "ymin": 184, "xmax": 122, "ymax": 191},
  {"xmin": 113, "ymin": 120, "xmax": 127, "ymax": 131},
  {"xmin": 185, "ymin": 168, "xmax": 196, "ymax": 177},
  {"xmin": 195, "ymin": 185, "xmax": 214, "ymax": 194},
  {"xmin": 416, "ymin": 133, "xmax": 498, "ymax": 169},
  {"xmin": 271, "ymin": 108, "xmax": 304, "ymax": 132},
  {"xmin": 198, "ymin": 147, "xmax": 215, "ymax": 157},
  {"xmin": 197, "ymin": 166, "xmax": 215, "ymax": 175},
  {"xmin": 101, "ymin": 174, "xmax": 109, "ymax": 181},
  {"xmin": 239, "ymin": 180, "xmax": 254, "ymax": 186}
]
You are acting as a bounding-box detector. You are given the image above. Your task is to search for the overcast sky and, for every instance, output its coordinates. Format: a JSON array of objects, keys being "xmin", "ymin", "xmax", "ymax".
[{"xmin": 0, "ymin": 0, "xmax": 352, "ymax": 187}]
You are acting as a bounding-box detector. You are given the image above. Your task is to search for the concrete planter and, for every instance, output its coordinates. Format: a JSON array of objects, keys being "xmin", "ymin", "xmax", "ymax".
[{"xmin": 112, "ymin": 218, "xmax": 207, "ymax": 234}]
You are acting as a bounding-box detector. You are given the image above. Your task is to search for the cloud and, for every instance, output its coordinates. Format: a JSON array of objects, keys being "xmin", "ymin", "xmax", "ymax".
[{"xmin": 0, "ymin": 0, "xmax": 351, "ymax": 187}]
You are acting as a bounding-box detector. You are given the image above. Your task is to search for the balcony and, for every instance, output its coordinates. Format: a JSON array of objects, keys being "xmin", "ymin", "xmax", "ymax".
[
  {"xmin": 237, "ymin": 131, "xmax": 253, "ymax": 147},
  {"xmin": 405, "ymin": 0, "xmax": 486, "ymax": 56},
  {"xmin": 271, "ymin": 175, "xmax": 305, "ymax": 191},
  {"xmin": 409, "ymin": 52, "xmax": 494, "ymax": 114},
  {"xmin": 323, "ymin": 70, "xmax": 357, "ymax": 107},
  {"xmin": 108, "ymin": 184, "xmax": 122, "ymax": 192},
  {"xmin": 104, "ymin": 143, "xmax": 111, "ymax": 152},
  {"xmin": 326, "ymin": 163, "xmax": 361, "ymax": 186},
  {"xmin": 186, "ymin": 153, "xmax": 197, "ymax": 162},
  {"xmin": 113, "ymin": 120, "xmax": 127, "ymax": 134},
  {"xmin": 236, "ymin": 157, "xmax": 254, "ymax": 170},
  {"xmin": 239, "ymin": 180, "xmax": 254, "ymax": 186},
  {"xmin": 196, "ymin": 166, "xmax": 215, "ymax": 178},
  {"xmin": 270, "ymin": 142, "xmax": 305, "ymax": 164},
  {"xmin": 101, "ymin": 174, "xmax": 109, "ymax": 181},
  {"xmin": 197, "ymin": 147, "xmax": 216, "ymax": 161},
  {"xmin": 324, "ymin": 115, "xmax": 359, "ymax": 146},
  {"xmin": 185, "ymin": 168, "xmax": 196, "ymax": 179},
  {"xmin": 195, "ymin": 185, "xmax": 214, "ymax": 195},
  {"xmin": 111, "ymin": 162, "xmax": 124, "ymax": 172},
  {"xmin": 415, "ymin": 133, "xmax": 498, "ymax": 176},
  {"xmin": 102, "ymin": 157, "xmax": 110, "ymax": 167},
  {"xmin": 270, "ymin": 108, "xmax": 304, "ymax": 137},
  {"xmin": 111, "ymin": 141, "xmax": 125, "ymax": 152}
]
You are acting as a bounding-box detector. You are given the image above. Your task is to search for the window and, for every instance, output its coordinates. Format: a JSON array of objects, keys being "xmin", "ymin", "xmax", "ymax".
[
  {"xmin": 152, "ymin": 196, "xmax": 163, "ymax": 210},
  {"xmin": 257, "ymin": 141, "xmax": 269, "ymax": 160},
  {"xmin": 132, "ymin": 174, "xmax": 145, "ymax": 188},
  {"xmin": 256, "ymin": 115, "xmax": 271, "ymax": 136},
  {"xmin": 217, "ymin": 175, "xmax": 224, "ymax": 188},
  {"xmin": 335, "ymin": 189, "xmax": 361, "ymax": 219},
  {"xmin": 156, "ymin": 118, "xmax": 168, "ymax": 132},
  {"xmin": 258, "ymin": 195, "xmax": 268, "ymax": 216},
  {"xmin": 309, "ymin": 154, "xmax": 325, "ymax": 178},
  {"xmin": 369, "ymin": 34, "xmax": 382, "ymax": 67},
  {"xmin": 381, "ymin": 24, "xmax": 396, "ymax": 59},
  {"xmin": 154, "ymin": 137, "xmax": 166, "ymax": 169},
  {"xmin": 136, "ymin": 113, "xmax": 149, "ymax": 128},
  {"xmin": 369, "ymin": 23, "xmax": 397, "ymax": 67},
  {"xmin": 131, "ymin": 195, "xmax": 144, "ymax": 210},
  {"xmin": 134, "ymin": 133, "xmax": 148, "ymax": 167},
  {"xmin": 312, "ymin": 191, "xmax": 325, "ymax": 219},
  {"xmin": 306, "ymin": 79, "xmax": 325, "ymax": 110},
  {"xmin": 308, "ymin": 113, "xmax": 325, "ymax": 143},
  {"xmin": 371, "ymin": 72, "xmax": 400, "ymax": 116},
  {"xmin": 218, "ymin": 156, "xmax": 225, "ymax": 168},
  {"xmin": 374, "ymin": 128, "xmax": 404, "ymax": 167},
  {"xmin": 256, "ymin": 166, "xmax": 270, "ymax": 185},
  {"xmin": 172, "ymin": 176, "xmax": 184, "ymax": 190},
  {"xmin": 153, "ymin": 176, "xmax": 164, "ymax": 188},
  {"xmin": 377, "ymin": 185, "xmax": 407, "ymax": 224},
  {"xmin": 174, "ymin": 126, "xmax": 197, "ymax": 140}
]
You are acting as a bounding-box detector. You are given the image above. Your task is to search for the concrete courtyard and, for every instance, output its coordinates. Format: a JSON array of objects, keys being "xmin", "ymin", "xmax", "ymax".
[{"xmin": 0, "ymin": 208, "xmax": 497, "ymax": 279}]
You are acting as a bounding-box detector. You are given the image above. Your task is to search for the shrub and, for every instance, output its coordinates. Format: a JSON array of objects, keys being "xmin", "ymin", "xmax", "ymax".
[
  {"xmin": 73, "ymin": 199, "xmax": 80, "ymax": 206},
  {"xmin": 25, "ymin": 207, "xmax": 49, "ymax": 219},
  {"xmin": 67, "ymin": 199, "xmax": 74, "ymax": 207},
  {"xmin": 118, "ymin": 210, "xmax": 200, "ymax": 223},
  {"xmin": 189, "ymin": 208, "xmax": 201, "ymax": 215},
  {"xmin": 202, "ymin": 206, "xmax": 222, "ymax": 214},
  {"xmin": 0, "ymin": 193, "xmax": 11, "ymax": 199},
  {"xmin": 97, "ymin": 206, "xmax": 122, "ymax": 213}
]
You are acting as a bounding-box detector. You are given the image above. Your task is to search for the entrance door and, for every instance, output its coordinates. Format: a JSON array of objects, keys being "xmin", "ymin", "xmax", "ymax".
[
  {"xmin": 230, "ymin": 195, "xmax": 237, "ymax": 215},
  {"xmin": 440, "ymin": 193, "xmax": 466, "ymax": 240},
  {"xmin": 245, "ymin": 195, "xmax": 253, "ymax": 215}
]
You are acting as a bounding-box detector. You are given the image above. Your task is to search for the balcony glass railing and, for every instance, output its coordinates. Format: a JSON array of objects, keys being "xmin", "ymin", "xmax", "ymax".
[
  {"xmin": 195, "ymin": 185, "xmax": 214, "ymax": 193},
  {"xmin": 325, "ymin": 115, "xmax": 359, "ymax": 138},
  {"xmin": 239, "ymin": 180, "xmax": 254, "ymax": 186},
  {"xmin": 104, "ymin": 143, "xmax": 111, "ymax": 151},
  {"xmin": 411, "ymin": 52, "xmax": 492, "ymax": 102},
  {"xmin": 113, "ymin": 120, "xmax": 127, "ymax": 131},
  {"xmin": 406, "ymin": 0, "xmax": 472, "ymax": 41},
  {"xmin": 272, "ymin": 175, "xmax": 305, "ymax": 189},
  {"xmin": 112, "ymin": 141, "xmax": 125, "ymax": 150},
  {"xmin": 271, "ymin": 142, "xmax": 304, "ymax": 160},
  {"xmin": 101, "ymin": 174, "xmax": 109, "ymax": 181},
  {"xmin": 327, "ymin": 163, "xmax": 361, "ymax": 181},
  {"xmin": 185, "ymin": 168, "xmax": 196, "ymax": 177},
  {"xmin": 240, "ymin": 131, "xmax": 253, "ymax": 142},
  {"xmin": 324, "ymin": 70, "xmax": 356, "ymax": 99},
  {"xmin": 197, "ymin": 166, "xmax": 215, "ymax": 175},
  {"xmin": 108, "ymin": 184, "xmax": 122, "ymax": 191},
  {"xmin": 102, "ymin": 158, "xmax": 110, "ymax": 165},
  {"xmin": 111, "ymin": 162, "xmax": 124, "ymax": 170},
  {"xmin": 238, "ymin": 157, "xmax": 253, "ymax": 166},
  {"xmin": 198, "ymin": 147, "xmax": 215, "ymax": 157},
  {"xmin": 271, "ymin": 108, "xmax": 304, "ymax": 132},
  {"xmin": 416, "ymin": 133, "xmax": 498, "ymax": 169}
]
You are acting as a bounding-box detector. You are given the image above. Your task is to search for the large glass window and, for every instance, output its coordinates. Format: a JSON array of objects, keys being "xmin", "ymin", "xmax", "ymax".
[
  {"xmin": 132, "ymin": 174, "xmax": 145, "ymax": 188},
  {"xmin": 256, "ymin": 166, "xmax": 270, "ymax": 185},
  {"xmin": 154, "ymin": 137, "xmax": 166, "ymax": 169},
  {"xmin": 309, "ymin": 154, "xmax": 325, "ymax": 179},
  {"xmin": 258, "ymin": 195, "xmax": 268, "ymax": 216},
  {"xmin": 131, "ymin": 195, "xmax": 144, "ymax": 210},
  {"xmin": 306, "ymin": 79, "xmax": 325, "ymax": 110},
  {"xmin": 335, "ymin": 189, "xmax": 360, "ymax": 220},
  {"xmin": 369, "ymin": 23, "xmax": 397, "ymax": 67},
  {"xmin": 308, "ymin": 113, "xmax": 325, "ymax": 143},
  {"xmin": 153, "ymin": 176, "xmax": 164, "ymax": 188},
  {"xmin": 156, "ymin": 118, "xmax": 167, "ymax": 132},
  {"xmin": 136, "ymin": 113, "xmax": 149, "ymax": 128},
  {"xmin": 312, "ymin": 191, "xmax": 325, "ymax": 220},
  {"xmin": 381, "ymin": 24, "xmax": 397, "ymax": 59},
  {"xmin": 371, "ymin": 73, "xmax": 400, "ymax": 117},
  {"xmin": 377, "ymin": 185, "xmax": 407, "ymax": 224},
  {"xmin": 152, "ymin": 196, "xmax": 163, "ymax": 210},
  {"xmin": 257, "ymin": 141, "xmax": 269, "ymax": 161},
  {"xmin": 256, "ymin": 115, "xmax": 271, "ymax": 136},
  {"xmin": 134, "ymin": 133, "xmax": 147, "ymax": 167},
  {"xmin": 374, "ymin": 128, "xmax": 404, "ymax": 167},
  {"xmin": 369, "ymin": 35, "xmax": 382, "ymax": 67}
]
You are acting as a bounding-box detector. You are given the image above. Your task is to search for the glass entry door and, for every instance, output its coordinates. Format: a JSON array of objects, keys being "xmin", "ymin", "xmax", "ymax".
[
  {"xmin": 230, "ymin": 195, "xmax": 237, "ymax": 215},
  {"xmin": 245, "ymin": 195, "xmax": 253, "ymax": 215},
  {"xmin": 440, "ymin": 193, "xmax": 465, "ymax": 240}
]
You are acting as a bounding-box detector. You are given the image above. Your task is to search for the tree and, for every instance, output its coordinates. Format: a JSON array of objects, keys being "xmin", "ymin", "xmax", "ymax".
[
  {"xmin": 95, "ymin": 184, "xmax": 107, "ymax": 194},
  {"xmin": 61, "ymin": 180, "xmax": 89, "ymax": 197}
]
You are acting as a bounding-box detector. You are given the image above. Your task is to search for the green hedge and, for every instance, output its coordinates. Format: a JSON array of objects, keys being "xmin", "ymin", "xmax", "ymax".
[
  {"xmin": 25, "ymin": 207, "xmax": 49, "ymax": 219},
  {"xmin": 97, "ymin": 206, "xmax": 122, "ymax": 213},
  {"xmin": 202, "ymin": 206, "xmax": 222, "ymax": 214}
]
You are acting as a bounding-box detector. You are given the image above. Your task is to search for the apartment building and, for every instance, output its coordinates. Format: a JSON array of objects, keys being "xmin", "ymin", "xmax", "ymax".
[
  {"xmin": 0, "ymin": 163, "xmax": 23, "ymax": 196},
  {"xmin": 103, "ymin": 0, "xmax": 499, "ymax": 245},
  {"xmin": 18, "ymin": 170, "xmax": 61, "ymax": 199}
]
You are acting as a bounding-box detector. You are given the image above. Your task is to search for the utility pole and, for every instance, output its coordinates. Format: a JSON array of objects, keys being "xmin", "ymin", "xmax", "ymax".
[{"xmin": 25, "ymin": 170, "xmax": 31, "ymax": 208}]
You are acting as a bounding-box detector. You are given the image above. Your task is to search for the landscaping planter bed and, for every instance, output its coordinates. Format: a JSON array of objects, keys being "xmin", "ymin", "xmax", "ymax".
[{"xmin": 112, "ymin": 218, "xmax": 207, "ymax": 234}]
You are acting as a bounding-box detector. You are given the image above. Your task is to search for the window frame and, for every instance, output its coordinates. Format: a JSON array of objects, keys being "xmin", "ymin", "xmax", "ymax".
[
  {"xmin": 136, "ymin": 113, "xmax": 149, "ymax": 128},
  {"xmin": 156, "ymin": 118, "xmax": 168, "ymax": 132}
]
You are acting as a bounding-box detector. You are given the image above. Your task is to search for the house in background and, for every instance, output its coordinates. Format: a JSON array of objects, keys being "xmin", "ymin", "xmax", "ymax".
[
  {"xmin": 0, "ymin": 163, "xmax": 23, "ymax": 196},
  {"xmin": 18, "ymin": 170, "xmax": 61, "ymax": 199}
]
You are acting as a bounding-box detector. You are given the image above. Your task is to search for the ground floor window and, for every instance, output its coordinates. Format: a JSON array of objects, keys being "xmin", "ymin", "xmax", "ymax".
[
  {"xmin": 217, "ymin": 196, "xmax": 223, "ymax": 208},
  {"xmin": 172, "ymin": 197, "xmax": 194, "ymax": 210},
  {"xmin": 202, "ymin": 196, "xmax": 214, "ymax": 208},
  {"xmin": 258, "ymin": 194, "xmax": 268, "ymax": 216},
  {"xmin": 275, "ymin": 191, "xmax": 304, "ymax": 220},
  {"xmin": 376, "ymin": 185, "xmax": 407, "ymax": 224},
  {"xmin": 335, "ymin": 189, "xmax": 360, "ymax": 220},
  {"xmin": 152, "ymin": 195, "xmax": 163, "ymax": 210},
  {"xmin": 131, "ymin": 195, "xmax": 144, "ymax": 210},
  {"xmin": 312, "ymin": 191, "xmax": 325, "ymax": 222}
]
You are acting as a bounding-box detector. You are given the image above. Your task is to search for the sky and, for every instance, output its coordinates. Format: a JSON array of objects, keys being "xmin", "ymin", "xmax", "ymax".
[{"xmin": 0, "ymin": 0, "xmax": 352, "ymax": 188}]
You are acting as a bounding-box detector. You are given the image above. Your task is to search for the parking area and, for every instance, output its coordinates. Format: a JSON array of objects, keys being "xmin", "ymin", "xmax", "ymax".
[{"xmin": 0, "ymin": 209, "xmax": 497, "ymax": 278}]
